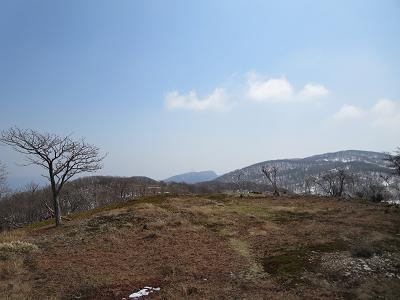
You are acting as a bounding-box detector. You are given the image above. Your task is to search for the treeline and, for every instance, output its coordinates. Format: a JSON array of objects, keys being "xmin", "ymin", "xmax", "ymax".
[
  {"xmin": 1, "ymin": 148, "xmax": 399, "ymax": 231},
  {"xmin": 0, "ymin": 176, "xmax": 268, "ymax": 231},
  {"xmin": 0, "ymin": 176, "xmax": 161, "ymax": 231},
  {"xmin": 1, "ymin": 170, "xmax": 399, "ymax": 231},
  {"xmin": 300, "ymin": 168, "xmax": 400, "ymax": 202}
]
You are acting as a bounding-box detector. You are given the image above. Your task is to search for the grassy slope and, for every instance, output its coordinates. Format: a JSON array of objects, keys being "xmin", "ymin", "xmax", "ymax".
[{"xmin": 1, "ymin": 194, "xmax": 400, "ymax": 299}]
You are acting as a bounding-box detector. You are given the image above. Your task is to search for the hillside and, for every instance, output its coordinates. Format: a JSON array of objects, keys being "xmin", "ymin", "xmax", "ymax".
[
  {"xmin": 216, "ymin": 150, "xmax": 391, "ymax": 193},
  {"xmin": 1, "ymin": 194, "xmax": 400, "ymax": 299},
  {"xmin": 0, "ymin": 175, "xmax": 268, "ymax": 231},
  {"xmin": 1, "ymin": 150, "xmax": 398, "ymax": 233},
  {"xmin": 164, "ymin": 171, "xmax": 218, "ymax": 184}
]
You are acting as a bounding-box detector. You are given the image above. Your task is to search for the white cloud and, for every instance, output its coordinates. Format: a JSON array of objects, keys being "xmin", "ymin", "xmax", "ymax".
[
  {"xmin": 247, "ymin": 76, "xmax": 294, "ymax": 102},
  {"xmin": 333, "ymin": 99, "xmax": 400, "ymax": 128},
  {"xmin": 298, "ymin": 83, "xmax": 330, "ymax": 99},
  {"xmin": 371, "ymin": 99, "xmax": 400, "ymax": 127},
  {"xmin": 165, "ymin": 72, "xmax": 330, "ymax": 112},
  {"xmin": 165, "ymin": 88, "xmax": 229, "ymax": 112},
  {"xmin": 333, "ymin": 104, "xmax": 365, "ymax": 120},
  {"xmin": 247, "ymin": 73, "xmax": 329, "ymax": 103}
]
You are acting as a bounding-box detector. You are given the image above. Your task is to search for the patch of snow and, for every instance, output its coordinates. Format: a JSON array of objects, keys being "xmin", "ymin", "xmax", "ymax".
[
  {"xmin": 387, "ymin": 199, "xmax": 400, "ymax": 205},
  {"xmin": 129, "ymin": 287, "xmax": 160, "ymax": 299}
]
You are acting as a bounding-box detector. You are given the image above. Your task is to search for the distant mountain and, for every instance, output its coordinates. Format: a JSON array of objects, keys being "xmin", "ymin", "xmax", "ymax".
[
  {"xmin": 216, "ymin": 150, "xmax": 391, "ymax": 193},
  {"xmin": 164, "ymin": 171, "xmax": 218, "ymax": 184}
]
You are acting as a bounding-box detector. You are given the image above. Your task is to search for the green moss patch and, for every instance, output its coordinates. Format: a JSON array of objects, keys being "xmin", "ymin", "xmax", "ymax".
[
  {"xmin": 263, "ymin": 240, "xmax": 349, "ymax": 279},
  {"xmin": 263, "ymin": 250, "xmax": 309, "ymax": 278}
]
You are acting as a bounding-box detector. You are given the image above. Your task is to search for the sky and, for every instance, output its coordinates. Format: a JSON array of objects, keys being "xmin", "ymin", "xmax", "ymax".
[{"xmin": 0, "ymin": 0, "xmax": 399, "ymax": 187}]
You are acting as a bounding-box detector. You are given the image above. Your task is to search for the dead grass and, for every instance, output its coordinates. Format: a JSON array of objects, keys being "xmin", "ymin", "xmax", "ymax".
[
  {"xmin": 1, "ymin": 194, "xmax": 400, "ymax": 299},
  {"xmin": 0, "ymin": 253, "xmax": 35, "ymax": 300},
  {"xmin": 0, "ymin": 241, "xmax": 38, "ymax": 253},
  {"xmin": 0, "ymin": 229, "xmax": 28, "ymax": 243}
]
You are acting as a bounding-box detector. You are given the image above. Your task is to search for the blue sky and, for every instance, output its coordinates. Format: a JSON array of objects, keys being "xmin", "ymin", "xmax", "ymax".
[{"xmin": 0, "ymin": 0, "xmax": 399, "ymax": 186}]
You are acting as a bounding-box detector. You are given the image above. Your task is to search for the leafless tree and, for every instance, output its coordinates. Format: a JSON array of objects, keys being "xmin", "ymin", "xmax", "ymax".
[
  {"xmin": 232, "ymin": 171, "xmax": 244, "ymax": 196},
  {"xmin": 303, "ymin": 176, "xmax": 316, "ymax": 194},
  {"xmin": 354, "ymin": 176, "xmax": 389, "ymax": 202},
  {"xmin": 0, "ymin": 127, "xmax": 105, "ymax": 226},
  {"xmin": 315, "ymin": 168, "xmax": 354, "ymax": 198},
  {"xmin": 380, "ymin": 169, "xmax": 400, "ymax": 200},
  {"xmin": 261, "ymin": 166, "xmax": 280, "ymax": 196},
  {"xmin": 0, "ymin": 161, "xmax": 9, "ymax": 198},
  {"xmin": 24, "ymin": 181, "xmax": 40, "ymax": 194},
  {"xmin": 387, "ymin": 147, "xmax": 400, "ymax": 176}
]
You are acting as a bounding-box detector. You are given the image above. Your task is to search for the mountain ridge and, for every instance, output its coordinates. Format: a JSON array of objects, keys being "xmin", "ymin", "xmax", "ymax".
[
  {"xmin": 164, "ymin": 170, "xmax": 218, "ymax": 184},
  {"xmin": 216, "ymin": 150, "xmax": 391, "ymax": 193}
]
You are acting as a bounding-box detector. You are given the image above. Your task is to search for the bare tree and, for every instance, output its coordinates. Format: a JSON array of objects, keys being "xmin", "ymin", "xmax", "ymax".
[
  {"xmin": 0, "ymin": 127, "xmax": 105, "ymax": 226},
  {"xmin": 233, "ymin": 171, "xmax": 244, "ymax": 197},
  {"xmin": 261, "ymin": 166, "xmax": 280, "ymax": 196},
  {"xmin": 24, "ymin": 181, "xmax": 40, "ymax": 194},
  {"xmin": 382, "ymin": 151, "xmax": 400, "ymax": 200},
  {"xmin": 303, "ymin": 176, "xmax": 316, "ymax": 195},
  {"xmin": 315, "ymin": 168, "xmax": 354, "ymax": 198},
  {"xmin": 387, "ymin": 147, "xmax": 400, "ymax": 176},
  {"xmin": 0, "ymin": 161, "xmax": 8, "ymax": 198},
  {"xmin": 354, "ymin": 176, "xmax": 389, "ymax": 202}
]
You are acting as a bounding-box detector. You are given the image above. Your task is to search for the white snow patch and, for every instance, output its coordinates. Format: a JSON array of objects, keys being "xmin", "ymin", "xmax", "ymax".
[
  {"xmin": 387, "ymin": 199, "xmax": 400, "ymax": 205},
  {"xmin": 129, "ymin": 287, "xmax": 160, "ymax": 299}
]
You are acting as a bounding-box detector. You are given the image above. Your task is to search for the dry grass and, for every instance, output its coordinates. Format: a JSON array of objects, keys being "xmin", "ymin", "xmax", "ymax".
[
  {"xmin": 0, "ymin": 229, "xmax": 28, "ymax": 243},
  {"xmin": 0, "ymin": 252, "xmax": 35, "ymax": 300},
  {"xmin": 0, "ymin": 241, "xmax": 38, "ymax": 253},
  {"xmin": 1, "ymin": 194, "xmax": 400, "ymax": 299}
]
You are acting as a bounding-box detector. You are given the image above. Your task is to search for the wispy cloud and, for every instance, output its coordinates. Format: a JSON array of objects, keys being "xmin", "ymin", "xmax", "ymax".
[
  {"xmin": 246, "ymin": 73, "xmax": 329, "ymax": 103},
  {"xmin": 333, "ymin": 104, "xmax": 365, "ymax": 120},
  {"xmin": 298, "ymin": 83, "xmax": 330, "ymax": 99},
  {"xmin": 333, "ymin": 99, "xmax": 400, "ymax": 128},
  {"xmin": 371, "ymin": 99, "xmax": 400, "ymax": 127},
  {"xmin": 165, "ymin": 88, "xmax": 229, "ymax": 112}
]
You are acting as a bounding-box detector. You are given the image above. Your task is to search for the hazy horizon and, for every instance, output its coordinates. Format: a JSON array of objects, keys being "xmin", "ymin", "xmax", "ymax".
[
  {"xmin": 3, "ymin": 148, "xmax": 390, "ymax": 189},
  {"xmin": 1, "ymin": 1, "xmax": 399, "ymax": 187}
]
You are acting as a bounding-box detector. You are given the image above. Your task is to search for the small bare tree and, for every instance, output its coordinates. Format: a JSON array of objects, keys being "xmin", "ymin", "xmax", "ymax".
[
  {"xmin": 303, "ymin": 176, "xmax": 316, "ymax": 194},
  {"xmin": 0, "ymin": 127, "xmax": 105, "ymax": 226},
  {"xmin": 354, "ymin": 176, "xmax": 389, "ymax": 202},
  {"xmin": 232, "ymin": 171, "xmax": 244, "ymax": 197},
  {"xmin": 387, "ymin": 147, "xmax": 400, "ymax": 176},
  {"xmin": 0, "ymin": 161, "xmax": 8, "ymax": 198},
  {"xmin": 315, "ymin": 168, "xmax": 354, "ymax": 198},
  {"xmin": 261, "ymin": 166, "xmax": 280, "ymax": 196},
  {"xmin": 24, "ymin": 181, "xmax": 40, "ymax": 194}
]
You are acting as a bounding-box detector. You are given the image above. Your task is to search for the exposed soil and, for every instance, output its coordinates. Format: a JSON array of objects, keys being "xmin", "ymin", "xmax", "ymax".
[{"xmin": 1, "ymin": 194, "xmax": 400, "ymax": 299}]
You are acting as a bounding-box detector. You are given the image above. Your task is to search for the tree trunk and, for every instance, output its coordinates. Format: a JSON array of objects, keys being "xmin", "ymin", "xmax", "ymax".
[
  {"xmin": 273, "ymin": 184, "xmax": 280, "ymax": 196},
  {"xmin": 53, "ymin": 192, "xmax": 62, "ymax": 226}
]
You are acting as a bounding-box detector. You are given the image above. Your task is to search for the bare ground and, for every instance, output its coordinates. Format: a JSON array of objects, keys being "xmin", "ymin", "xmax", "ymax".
[{"xmin": 1, "ymin": 194, "xmax": 400, "ymax": 299}]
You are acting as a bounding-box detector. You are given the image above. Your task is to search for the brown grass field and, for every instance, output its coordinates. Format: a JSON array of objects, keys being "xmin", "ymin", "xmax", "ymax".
[{"xmin": 1, "ymin": 194, "xmax": 400, "ymax": 299}]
